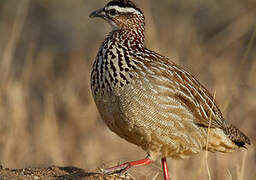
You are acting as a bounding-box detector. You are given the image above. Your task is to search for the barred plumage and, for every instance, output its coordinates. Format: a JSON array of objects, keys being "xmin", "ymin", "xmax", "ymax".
[{"xmin": 89, "ymin": 0, "xmax": 250, "ymax": 179}]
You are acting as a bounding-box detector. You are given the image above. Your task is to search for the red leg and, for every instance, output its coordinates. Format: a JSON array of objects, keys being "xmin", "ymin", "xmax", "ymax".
[
  {"xmin": 161, "ymin": 157, "xmax": 170, "ymax": 180},
  {"xmin": 104, "ymin": 157, "xmax": 152, "ymax": 175}
]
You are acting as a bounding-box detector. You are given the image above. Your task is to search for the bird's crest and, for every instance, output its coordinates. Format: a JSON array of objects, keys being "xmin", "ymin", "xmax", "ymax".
[{"xmin": 106, "ymin": 0, "xmax": 143, "ymax": 14}]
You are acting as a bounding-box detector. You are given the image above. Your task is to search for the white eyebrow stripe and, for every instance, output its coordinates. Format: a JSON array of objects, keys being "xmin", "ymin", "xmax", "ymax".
[{"xmin": 105, "ymin": 5, "xmax": 141, "ymax": 14}]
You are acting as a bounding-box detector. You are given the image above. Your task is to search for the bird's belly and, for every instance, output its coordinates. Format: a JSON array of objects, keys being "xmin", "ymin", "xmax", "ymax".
[
  {"xmin": 93, "ymin": 82, "xmax": 211, "ymax": 159},
  {"xmin": 93, "ymin": 90, "xmax": 147, "ymax": 147}
]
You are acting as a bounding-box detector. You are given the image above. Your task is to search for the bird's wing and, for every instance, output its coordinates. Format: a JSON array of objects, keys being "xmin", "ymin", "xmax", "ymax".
[
  {"xmin": 130, "ymin": 49, "xmax": 250, "ymax": 146},
  {"xmin": 132, "ymin": 51, "xmax": 225, "ymax": 129}
]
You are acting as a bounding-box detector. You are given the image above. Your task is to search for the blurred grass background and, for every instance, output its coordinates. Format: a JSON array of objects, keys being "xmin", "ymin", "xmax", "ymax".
[{"xmin": 0, "ymin": 0, "xmax": 255, "ymax": 179}]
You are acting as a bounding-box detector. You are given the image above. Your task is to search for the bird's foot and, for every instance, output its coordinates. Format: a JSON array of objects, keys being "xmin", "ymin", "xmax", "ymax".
[
  {"xmin": 103, "ymin": 157, "xmax": 152, "ymax": 175},
  {"xmin": 103, "ymin": 162, "xmax": 130, "ymax": 175}
]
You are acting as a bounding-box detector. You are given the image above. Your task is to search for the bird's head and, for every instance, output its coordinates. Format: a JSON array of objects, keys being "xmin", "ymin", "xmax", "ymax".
[{"xmin": 89, "ymin": 0, "xmax": 145, "ymax": 31}]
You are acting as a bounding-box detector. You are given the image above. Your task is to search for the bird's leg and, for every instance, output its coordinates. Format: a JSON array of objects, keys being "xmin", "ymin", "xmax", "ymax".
[
  {"xmin": 161, "ymin": 158, "xmax": 170, "ymax": 180},
  {"xmin": 103, "ymin": 156, "xmax": 152, "ymax": 175}
]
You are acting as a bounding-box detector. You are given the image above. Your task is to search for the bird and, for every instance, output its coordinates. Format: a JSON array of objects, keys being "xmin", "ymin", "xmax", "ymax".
[{"xmin": 89, "ymin": 0, "xmax": 251, "ymax": 179}]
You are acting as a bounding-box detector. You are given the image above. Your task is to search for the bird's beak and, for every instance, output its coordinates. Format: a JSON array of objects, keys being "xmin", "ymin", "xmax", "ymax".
[{"xmin": 89, "ymin": 8, "xmax": 105, "ymax": 18}]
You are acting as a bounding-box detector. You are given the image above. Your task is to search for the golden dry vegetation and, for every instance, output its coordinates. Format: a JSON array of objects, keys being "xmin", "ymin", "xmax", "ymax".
[{"xmin": 0, "ymin": 0, "xmax": 255, "ymax": 179}]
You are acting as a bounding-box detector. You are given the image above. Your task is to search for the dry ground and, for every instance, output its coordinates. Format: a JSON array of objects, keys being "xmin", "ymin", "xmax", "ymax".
[
  {"xmin": 0, "ymin": 165, "xmax": 129, "ymax": 179},
  {"xmin": 0, "ymin": 0, "xmax": 255, "ymax": 180}
]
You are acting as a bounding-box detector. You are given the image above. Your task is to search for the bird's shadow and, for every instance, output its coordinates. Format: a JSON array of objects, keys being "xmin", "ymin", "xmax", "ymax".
[{"xmin": 56, "ymin": 166, "xmax": 98, "ymax": 180}]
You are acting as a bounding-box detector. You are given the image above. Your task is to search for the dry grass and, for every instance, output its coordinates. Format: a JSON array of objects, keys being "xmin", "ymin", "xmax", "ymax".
[{"xmin": 0, "ymin": 0, "xmax": 255, "ymax": 179}]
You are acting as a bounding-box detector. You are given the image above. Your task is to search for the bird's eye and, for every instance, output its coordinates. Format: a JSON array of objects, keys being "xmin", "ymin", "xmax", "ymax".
[{"xmin": 109, "ymin": 9, "xmax": 118, "ymax": 16}]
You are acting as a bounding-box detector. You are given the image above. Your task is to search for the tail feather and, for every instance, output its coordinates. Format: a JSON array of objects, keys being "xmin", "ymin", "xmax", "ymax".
[{"xmin": 223, "ymin": 123, "xmax": 250, "ymax": 148}]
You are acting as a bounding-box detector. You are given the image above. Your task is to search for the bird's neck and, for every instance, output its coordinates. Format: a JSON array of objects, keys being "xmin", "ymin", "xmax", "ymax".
[{"xmin": 109, "ymin": 23, "xmax": 145, "ymax": 49}]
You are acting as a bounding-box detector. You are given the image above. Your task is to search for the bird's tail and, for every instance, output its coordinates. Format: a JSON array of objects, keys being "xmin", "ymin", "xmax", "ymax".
[{"xmin": 223, "ymin": 123, "xmax": 251, "ymax": 148}]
